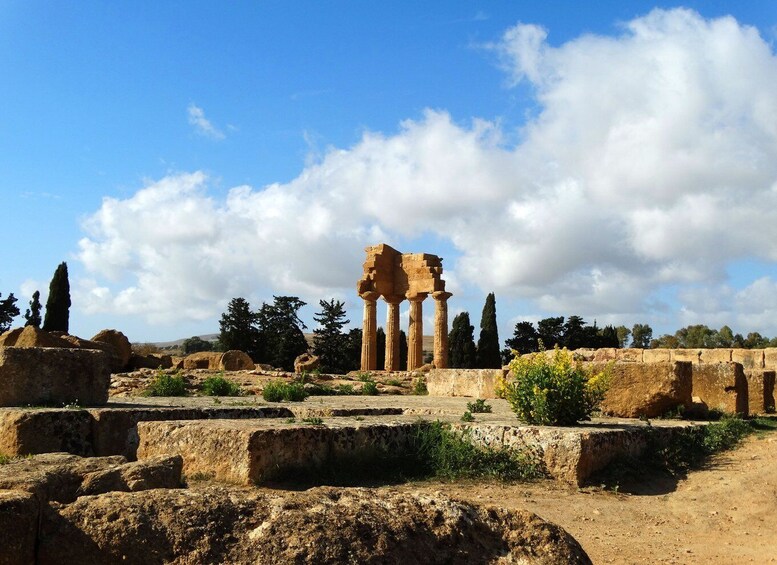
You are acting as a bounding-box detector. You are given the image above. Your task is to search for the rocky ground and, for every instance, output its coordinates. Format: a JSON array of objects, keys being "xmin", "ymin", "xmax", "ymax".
[{"xmin": 395, "ymin": 432, "xmax": 777, "ymax": 564}]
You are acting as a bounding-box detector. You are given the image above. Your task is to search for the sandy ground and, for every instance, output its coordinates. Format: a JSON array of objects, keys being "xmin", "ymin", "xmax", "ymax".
[{"xmin": 395, "ymin": 432, "xmax": 777, "ymax": 564}]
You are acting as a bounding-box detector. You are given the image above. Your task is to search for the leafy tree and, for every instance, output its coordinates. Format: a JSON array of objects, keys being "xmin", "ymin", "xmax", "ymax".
[
  {"xmin": 650, "ymin": 334, "xmax": 680, "ymax": 348},
  {"xmin": 537, "ymin": 316, "xmax": 565, "ymax": 349},
  {"xmin": 0, "ymin": 292, "xmax": 20, "ymax": 333},
  {"xmin": 376, "ymin": 327, "xmax": 386, "ymax": 370},
  {"xmin": 449, "ymin": 312, "xmax": 477, "ymax": 369},
  {"xmin": 399, "ymin": 329, "xmax": 408, "ymax": 370},
  {"xmin": 344, "ymin": 328, "xmax": 363, "ymax": 372},
  {"xmin": 504, "ymin": 321, "xmax": 539, "ymax": 355},
  {"xmin": 598, "ymin": 325, "xmax": 620, "ymax": 348},
  {"xmin": 257, "ymin": 296, "xmax": 308, "ymax": 371},
  {"xmin": 23, "ymin": 290, "xmax": 42, "ymax": 328},
  {"xmin": 312, "ymin": 299, "xmax": 350, "ymax": 374},
  {"xmin": 744, "ymin": 332, "xmax": 769, "ymax": 349},
  {"xmin": 182, "ymin": 336, "xmax": 213, "ymax": 354},
  {"xmin": 714, "ymin": 325, "xmax": 736, "ymax": 348},
  {"xmin": 218, "ymin": 298, "xmax": 261, "ymax": 360},
  {"xmin": 615, "ymin": 326, "xmax": 631, "ymax": 348},
  {"xmin": 42, "ymin": 262, "xmax": 71, "ymax": 332},
  {"xmin": 476, "ymin": 293, "xmax": 501, "ymax": 368},
  {"xmin": 675, "ymin": 324, "xmax": 716, "ymax": 348},
  {"xmin": 631, "ymin": 323, "xmax": 653, "ymax": 348}
]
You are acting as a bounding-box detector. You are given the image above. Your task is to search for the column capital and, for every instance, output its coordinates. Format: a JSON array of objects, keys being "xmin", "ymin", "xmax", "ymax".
[
  {"xmin": 405, "ymin": 292, "xmax": 428, "ymax": 302},
  {"xmin": 382, "ymin": 294, "xmax": 404, "ymax": 305},
  {"xmin": 359, "ymin": 290, "xmax": 380, "ymax": 302},
  {"xmin": 432, "ymin": 291, "xmax": 452, "ymax": 302}
]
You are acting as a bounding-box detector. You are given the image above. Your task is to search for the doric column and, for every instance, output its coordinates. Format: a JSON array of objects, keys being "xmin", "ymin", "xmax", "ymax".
[
  {"xmin": 432, "ymin": 291, "xmax": 452, "ymax": 368},
  {"xmin": 360, "ymin": 291, "xmax": 379, "ymax": 371},
  {"xmin": 383, "ymin": 295, "xmax": 403, "ymax": 371},
  {"xmin": 406, "ymin": 293, "xmax": 427, "ymax": 370}
]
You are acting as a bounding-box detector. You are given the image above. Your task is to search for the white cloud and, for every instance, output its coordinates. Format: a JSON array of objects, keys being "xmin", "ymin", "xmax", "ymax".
[
  {"xmin": 77, "ymin": 9, "xmax": 777, "ymax": 333},
  {"xmin": 187, "ymin": 103, "xmax": 225, "ymax": 140}
]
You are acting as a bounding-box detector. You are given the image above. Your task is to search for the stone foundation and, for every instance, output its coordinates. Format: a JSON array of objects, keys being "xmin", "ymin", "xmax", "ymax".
[
  {"xmin": 692, "ymin": 362, "xmax": 748, "ymax": 415},
  {"xmin": 427, "ymin": 368, "xmax": 504, "ymax": 398}
]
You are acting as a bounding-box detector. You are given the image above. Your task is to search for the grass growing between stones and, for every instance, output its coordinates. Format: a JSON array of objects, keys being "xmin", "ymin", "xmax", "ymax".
[
  {"xmin": 144, "ymin": 371, "xmax": 188, "ymax": 397},
  {"xmin": 201, "ymin": 374, "xmax": 241, "ymax": 396},
  {"xmin": 262, "ymin": 421, "xmax": 543, "ymax": 488},
  {"xmin": 262, "ymin": 381, "xmax": 308, "ymax": 402}
]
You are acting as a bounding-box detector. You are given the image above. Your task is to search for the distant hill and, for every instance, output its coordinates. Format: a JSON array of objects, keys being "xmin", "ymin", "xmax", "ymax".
[{"xmin": 152, "ymin": 333, "xmax": 434, "ymax": 352}]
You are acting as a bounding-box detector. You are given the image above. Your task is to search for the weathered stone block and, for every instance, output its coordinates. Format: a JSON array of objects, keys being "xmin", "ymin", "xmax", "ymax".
[
  {"xmin": 426, "ymin": 369, "xmax": 502, "ymax": 398},
  {"xmin": 614, "ymin": 348, "xmax": 643, "ymax": 363},
  {"xmin": 692, "ymin": 362, "xmax": 748, "ymax": 415},
  {"xmin": 670, "ymin": 349, "xmax": 701, "ymax": 364},
  {"xmin": 643, "ymin": 349, "xmax": 671, "ymax": 363},
  {"xmin": 0, "ymin": 490, "xmax": 37, "ymax": 565},
  {"xmin": 764, "ymin": 348, "xmax": 777, "ymax": 370},
  {"xmin": 220, "ymin": 349, "xmax": 254, "ymax": 371},
  {"xmin": 598, "ymin": 361, "xmax": 692, "ymax": 418},
  {"xmin": 745, "ymin": 370, "xmax": 776, "ymax": 414},
  {"xmin": 593, "ymin": 348, "xmax": 616, "ymax": 362},
  {"xmin": 182, "ymin": 351, "xmax": 222, "ymax": 370},
  {"xmin": 700, "ymin": 349, "xmax": 732, "ymax": 364},
  {"xmin": 0, "ymin": 346, "xmax": 110, "ymax": 407},
  {"xmin": 0, "ymin": 409, "xmax": 94, "ymax": 456},
  {"xmin": 732, "ymin": 349, "xmax": 764, "ymax": 370}
]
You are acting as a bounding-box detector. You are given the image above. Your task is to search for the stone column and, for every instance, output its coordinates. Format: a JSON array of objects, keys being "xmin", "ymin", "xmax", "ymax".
[
  {"xmin": 432, "ymin": 291, "xmax": 452, "ymax": 369},
  {"xmin": 407, "ymin": 293, "xmax": 427, "ymax": 370},
  {"xmin": 383, "ymin": 295, "xmax": 403, "ymax": 372},
  {"xmin": 360, "ymin": 291, "xmax": 379, "ymax": 371}
]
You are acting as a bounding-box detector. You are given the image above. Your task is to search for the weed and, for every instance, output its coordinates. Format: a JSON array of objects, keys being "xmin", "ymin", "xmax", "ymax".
[
  {"xmin": 357, "ymin": 372, "xmax": 373, "ymax": 382},
  {"xmin": 262, "ymin": 381, "xmax": 308, "ymax": 402},
  {"xmin": 62, "ymin": 400, "xmax": 83, "ymax": 410},
  {"xmin": 412, "ymin": 375, "xmax": 428, "ymax": 396},
  {"xmin": 0, "ymin": 454, "xmax": 11, "ymax": 465},
  {"xmin": 302, "ymin": 417, "xmax": 324, "ymax": 425},
  {"xmin": 386, "ymin": 378, "xmax": 403, "ymax": 387},
  {"xmin": 201, "ymin": 374, "xmax": 241, "ymax": 396},
  {"xmin": 354, "ymin": 416, "xmax": 364, "ymax": 421},
  {"xmin": 212, "ymin": 397, "xmax": 222, "ymax": 405},
  {"xmin": 187, "ymin": 471, "xmax": 214, "ymax": 482},
  {"xmin": 466, "ymin": 399, "xmax": 492, "ymax": 414},
  {"xmin": 284, "ymin": 417, "xmax": 296, "ymax": 424},
  {"xmin": 144, "ymin": 371, "xmax": 187, "ymax": 397},
  {"xmin": 361, "ymin": 380, "xmax": 379, "ymax": 396},
  {"xmin": 460, "ymin": 411, "xmax": 475, "ymax": 422}
]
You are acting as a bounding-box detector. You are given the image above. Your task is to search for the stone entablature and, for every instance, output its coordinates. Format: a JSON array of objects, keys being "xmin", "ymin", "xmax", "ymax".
[{"xmin": 357, "ymin": 244, "xmax": 451, "ymax": 371}]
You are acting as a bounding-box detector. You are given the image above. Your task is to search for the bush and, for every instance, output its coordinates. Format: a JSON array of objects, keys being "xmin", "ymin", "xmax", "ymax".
[
  {"xmin": 262, "ymin": 381, "xmax": 308, "ymax": 402},
  {"xmin": 412, "ymin": 375, "xmax": 428, "ymax": 396},
  {"xmin": 467, "ymin": 399, "xmax": 492, "ymax": 413},
  {"xmin": 201, "ymin": 374, "xmax": 241, "ymax": 396},
  {"xmin": 503, "ymin": 347, "xmax": 609, "ymax": 425},
  {"xmin": 460, "ymin": 411, "xmax": 475, "ymax": 422},
  {"xmin": 145, "ymin": 371, "xmax": 188, "ymax": 397},
  {"xmin": 361, "ymin": 379, "xmax": 379, "ymax": 396}
]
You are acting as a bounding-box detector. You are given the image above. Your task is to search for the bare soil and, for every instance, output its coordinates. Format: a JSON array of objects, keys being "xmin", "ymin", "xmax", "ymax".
[{"xmin": 393, "ymin": 432, "xmax": 777, "ymax": 564}]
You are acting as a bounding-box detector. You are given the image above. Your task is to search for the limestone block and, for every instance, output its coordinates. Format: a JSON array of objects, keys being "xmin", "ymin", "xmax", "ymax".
[
  {"xmin": 745, "ymin": 370, "xmax": 776, "ymax": 415},
  {"xmin": 293, "ymin": 352, "xmax": 319, "ymax": 374},
  {"xmin": 90, "ymin": 329, "xmax": 132, "ymax": 370},
  {"xmin": 593, "ymin": 348, "xmax": 616, "ymax": 362},
  {"xmin": 700, "ymin": 349, "xmax": 732, "ymax": 364},
  {"xmin": 0, "ymin": 409, "xmax": 94, "ymax": 456},
  {"xmin": 732, "ymin": 349, "xmax": 764, "ymax": 370},
  {"xmin": 0, "ymin": 490, "xmax": 37, "ymax": 565},
  {"xmin": 764, "ymin": 348, "xmax": 777, "ymax": 370},
  {"xmin": 614, "ymin": 349, "xmax": 643, "ymax": 363},
  {"xmin": 573, "ymin": 349, "xmax": 596, "ymax": 361},
  {"xmin": 670, "ymin": 349, "xmax": 701, "ymax": 365},
  {"xmin": 1, "ymin": 326, "xmax": 74, "ymax": 349},
  {"xmin": 220, "ymin": 349, "xmax": 255, "ymax": 371},
  {"xmin": 643, "ymin": 349, "xmax": 671, "ymax": 363},
  {"xmin": 427, "ymin": 369, "xmax": 502, "ymax": 398},
  {"xmin": 599, "ymin": 361, "xmax": 692, "ymax": 418},
  {"xmin": 182, "ymin": 351, "xmax": 222, "ymax": 370},
  {"xmin": 0, "ymin": 346, "xmax": 110, "ymax": 407},
  {"xmin": 77, "ymin": 455, "xmax": 183, "ymax": 496},
  {"xmin": 692, "ymin": 362, "xmax": 748, "ymax": 416}
]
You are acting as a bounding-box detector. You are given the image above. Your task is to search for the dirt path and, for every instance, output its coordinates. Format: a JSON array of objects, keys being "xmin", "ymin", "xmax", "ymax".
[{"xmin": 392, "ymin": 433, "xmax": 777, "ymax": 564}]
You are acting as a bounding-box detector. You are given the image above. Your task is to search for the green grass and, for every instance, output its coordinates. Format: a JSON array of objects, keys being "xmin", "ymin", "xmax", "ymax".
[
  {"xmin": 144, "ymin": 371, "xmax": 188, "ymax": 397},
  {"xmin": 386, "ymin": 378, "xmax": 403, "ymax": 387},
  {"xmin": 201, "ymin": 375, "xmax": 241, "ymax": 396},
  {"xmin": 460, "ymin": 411, "xmax": 475, "ymax": 422},
  {"xmin": 412, "ymin": 376, "xmax": 428, "ymax": 395},
  {"xmin": 304, "ymin": 383, "xmax": 357, "ymax": 396},
  {"xmin": 467, "ymin": 399, "xmax": 492, "ymax": 413},
  {"xmin": 302, "ymin": 417, "xmax": 324, "ymax": 425},
  {"xmin": 0, "ymin": 454, "xmax": 11, "ymax": 465},
  {"xmin": 361, "ymin": 380, "xmax": 379, "ymax": 396},
  {"xmin": 262, "ymin": 381, "xmax": 308, "ymax": 402}
]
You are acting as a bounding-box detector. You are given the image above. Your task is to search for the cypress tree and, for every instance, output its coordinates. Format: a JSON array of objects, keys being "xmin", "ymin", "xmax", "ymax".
[
  {"xmin": 24, "ymin": 290, "xmax": 42, "ymax": 328},
  {"xmin": 476, "ymin": 292, "xmax": 501, "ymax": 368},
  {"xmin": 449, "ymin": 312, "xmax": 477, "ymax": 368},
  {"xmin": 257, "ymin": 296, "xmax": 308, "ymax": 371},
  {"xmin": 399, "ymin": 329, "xmax": 408, "ymax": 370},
  {"xmin": 376, "ymin": 327, "xmax": 386, "ymax": 370},
  {"xmin": 42, "ymin": 262, "xmax": 71, "ymax": 333},
  {"xmin": 219, "ymin": 297, "xmax": 261, "ymax": 360}
]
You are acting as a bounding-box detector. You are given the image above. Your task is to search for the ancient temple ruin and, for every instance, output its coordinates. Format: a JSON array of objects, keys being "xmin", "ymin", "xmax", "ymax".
[{"xmin": 356, "ymin": 243, "xmax": 451, "ymax": 371}]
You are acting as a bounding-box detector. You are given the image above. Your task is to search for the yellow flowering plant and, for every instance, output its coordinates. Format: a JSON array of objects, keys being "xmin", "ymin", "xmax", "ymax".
[{"xmin": 504, "ymin": 347, "xmax": 610, "ymax": 426}]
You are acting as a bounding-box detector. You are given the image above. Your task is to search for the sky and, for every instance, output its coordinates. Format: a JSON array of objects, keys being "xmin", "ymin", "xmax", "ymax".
[{"xmin": 2, "ymin": 1, "xmax": 777, "ymax": 344}]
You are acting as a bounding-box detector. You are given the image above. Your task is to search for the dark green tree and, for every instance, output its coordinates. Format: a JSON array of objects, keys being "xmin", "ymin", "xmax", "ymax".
[
  {"xmin": 376, "ymin": 327, "xmax": 386, "ymax": 370},
  {"xmin": 563, "ymin": 315, "xmax": 587, "ymax": 350},
  {"xmin": 24, "ymin": 290, "xmax": 42, "ymax": 328},
  {"xmin": 344, "ymin": 328, "xmax": 363, "ymax": 372},
  {"xmin": 312, "ymin": 299, "xmax": 350, "ymax": 374},
  {"xmin": 42, "ymin": 262, "xmax": 71, "ymax": 333},
  {"xmin": 744, "ymin": 332, "xmax": 769, "ymax": 349},
  {"xmin": 182, "ymin": 335, "xmax": 213, "ymax": 354},
  {"xmin": 0, "ymin": 292, "xmax": 20, "ymax": 333},
  {"xmin": 598, "ymin": 325, "xmax": 620, "ymax": 348},
  {"xmin": 399, "ymin": 329, "xmax": 408, "ymax": 370},
  {"xmin": 537, "ymin": 316, "xmax": 565, "ymax": 349},
  {"xmin": 449, "ymin": 312, "xmax": 477, "ymax": 368},
  {"xmin": 257, "ymin": 296, "xmax": 308, "ymax": 371},
  {"xmin": 504, "ymin": 321, "xmax": 539, "ymax": 354},
  {"xmin": 631, "ymin": 323, "xmax": 653, "ymax": 348},
  {"xmin": 476, "ymin": 293, "xmax": 501, "ymax": 368},
  {"xmin": 219, "ymin": 297, "xmax": 261, "ymax": 360},
  {"xmin": 615, "ymin": 325, "xmax": 631, "ymax": 348}
]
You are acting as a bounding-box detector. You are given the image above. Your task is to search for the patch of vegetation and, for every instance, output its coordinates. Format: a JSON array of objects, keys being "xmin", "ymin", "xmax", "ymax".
[
  {"xmin": 186, "ymin": 471, "xmax": 214, "ymax": 482},
  {"xmin": 284, "ymin": 417, "xmax": 296, "ymax": 424},
  {"xmin": 0, "ymin": 454, "xmax": 11, "ymax": 465},
  {"xmin": 144, "ymin": 371, "xmax": 188, "ymax": 397},
  {"xmin": 262, "ymin": 380, "xmax": 308, "ymax": 402},
  {"xmin": 357, "ymin": 372, "xmax": 373, "ymax": 382},
  {"xmin": 201, "ymin": 374, "xmax": 241, "ymax": 396},
  {"xmin": 302, "ymin": 417, "xmax": 324, "ymax": 425},
  {"xmin": 412, "ymin": 375, "xmax": 428, "ymax": 395},
  {"xmin": 467, "ymin": 399, "xmax": 492, "ymax": 414},
  {"xmin": 503, "ymin": 347, "xmax": 610, "ymax": 425},
  {"xmin": 304, "ymin": 383, "xmax": 358, "ymax": 396},
  {"xmin": 361, "ymin": 379, "xmax": 379, "ymax": 396},
  {"xmin": 460, "ymin": 411, "xmax": 475, "ymax": 422},
  {"xmin": 386, "ymin": 378, "xmax": 403, "ymax": 387}
]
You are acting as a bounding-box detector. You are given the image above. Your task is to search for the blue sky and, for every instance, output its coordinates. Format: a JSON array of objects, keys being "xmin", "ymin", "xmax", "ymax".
[{"xmin": 2, "ymin": 1, "xmax": 777, "ymax": 344}]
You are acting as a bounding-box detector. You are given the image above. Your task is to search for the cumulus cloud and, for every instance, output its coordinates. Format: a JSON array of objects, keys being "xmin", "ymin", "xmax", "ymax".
[
  {"xmin": 77, "ymin": 9, "xmax": 777, "ymax": 332},
  {"xmin": 187, "ymin": 103, "xmax": 225, "ymax": 140}
]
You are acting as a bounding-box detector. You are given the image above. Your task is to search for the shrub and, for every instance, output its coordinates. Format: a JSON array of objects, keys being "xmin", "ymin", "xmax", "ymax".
[
  {"xmin": 262, "ymin": 380, "xmax": 308, "ymax": 402},
  {"xmin": 467, "ymin": 399, "xmax": 492, "ymax": 413},
  {"xmin": 460, "ymin": 411, "xmax": 475, "ymax": 422},
  {"xmin": 201, "ymin": 374, "xmax": 241, "ymax": 396},
  {"xmin": 302, "ymin": 417, "xmax": 324, "ymax": 425},
  {"xmin": 412, "ymin": 375, "xmax": 428, "ymax": 396},
  {"xmin": 361, "ymin": 379, "xmax": 379, "ymax": 396},
  {"xmin": 503, "ymin": 347, "xmax": 609, "ymax": 425},
  {"xmin": 145, "ymin": 371, "xmax": 187, "ymax": 397}
]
